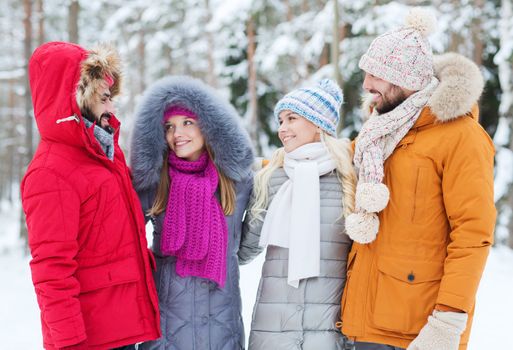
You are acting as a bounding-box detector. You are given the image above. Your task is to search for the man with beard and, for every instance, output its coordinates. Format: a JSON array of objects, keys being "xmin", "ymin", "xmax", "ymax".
[
  {"xmin": 21, "ymin": 42, "xmax": 161, "ymax": 350},
  {"xmin": 340, "ymin": 8, "xmax": 495, "ymax": 350}
]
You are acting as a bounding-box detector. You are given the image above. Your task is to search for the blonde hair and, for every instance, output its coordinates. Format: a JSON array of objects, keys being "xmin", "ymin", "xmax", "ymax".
[
  {"xmin": 148, "ymin": 146, "xmax": 235, "ymax": 217},
  {"xmin": 250, "ymin": 132, "xmax": 356, "ymax": 223}
]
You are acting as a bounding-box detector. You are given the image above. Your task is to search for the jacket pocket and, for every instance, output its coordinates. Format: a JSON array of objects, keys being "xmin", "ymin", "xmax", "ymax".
[
  {"xmin": 76, "ymin": 256, "xmax": 140, "ymax": 293},
  {"xmin": 76, "ymin": 257, "xmax": 145, "ymax": 344},
  {"xmin": 372, "ymin": 257, "xmax": 443, "ymax": 335}
]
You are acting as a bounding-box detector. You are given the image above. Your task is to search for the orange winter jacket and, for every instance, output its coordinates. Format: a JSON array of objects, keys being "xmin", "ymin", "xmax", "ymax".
[{"xmin": 341, "ymin": 53, "xmax": 496, "ymax": 350}]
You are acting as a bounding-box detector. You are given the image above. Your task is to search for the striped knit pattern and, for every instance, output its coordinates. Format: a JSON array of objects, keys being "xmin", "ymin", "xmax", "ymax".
[
  {"xmin": 161, "ymin": 151, "xmax": 227, "ymax": 287},
  {"xmin": 274, "ymin": 79, "xmax": 343, "ymax": 136}
]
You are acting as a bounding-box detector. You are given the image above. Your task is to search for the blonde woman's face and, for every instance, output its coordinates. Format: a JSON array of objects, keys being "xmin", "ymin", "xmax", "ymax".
[
  {"xmin": 165, "ymin": 115, "xmax": 205, "ymax": 161},
  {"xmin": 278, "ymin": 111, "xmax": 320, "ymax": 153}
]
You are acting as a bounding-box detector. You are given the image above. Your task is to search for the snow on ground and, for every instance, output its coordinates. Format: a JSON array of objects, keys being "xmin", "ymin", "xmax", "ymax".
[
  {"xmin": 1, "ymin": 249, "xmax": 42, "ymax": 349},
  {"xmin": 468, "ymin": 245, "xmax": 513, "ymax": 349},
  {"xmin": 1, "ymin": 201, "xmax": 512, "ymax": 349}
]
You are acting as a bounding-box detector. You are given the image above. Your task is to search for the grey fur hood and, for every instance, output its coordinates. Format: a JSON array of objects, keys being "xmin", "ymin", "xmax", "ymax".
[
  {"xmin": 362, "ymin": 53, "xmax": 484, "ymax": 122},
  {"xmin": 130, "ymin": 75, "xmax": 254, "ymax": 192}
]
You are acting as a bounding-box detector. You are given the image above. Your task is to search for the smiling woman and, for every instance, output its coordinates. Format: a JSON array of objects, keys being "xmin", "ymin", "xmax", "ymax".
[
  {"xmin": 239, "ymin": 79, "xmax": 357, "ymax": 350},
  {"xmin": 130, "ymin": 75, "xmax": 254, "ymax": 350},
  {"xmin": 277, "ymin": 111, "xmax": 320, "ymax": 153},
  {"xmin": 163, "ymin": 107, "xmax": 205, "ymax": 161}
]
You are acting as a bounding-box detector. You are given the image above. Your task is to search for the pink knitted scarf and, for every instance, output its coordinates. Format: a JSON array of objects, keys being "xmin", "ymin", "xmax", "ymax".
[{"xmin": 161, "ymin": 150, "xmax": 227, "ymax": 287}]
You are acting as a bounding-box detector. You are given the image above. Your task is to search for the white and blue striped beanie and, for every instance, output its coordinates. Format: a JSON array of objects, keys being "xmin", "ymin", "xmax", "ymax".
[{"xmin": 274, "ymin": 79, "xmax": 343, "ymax": 136}]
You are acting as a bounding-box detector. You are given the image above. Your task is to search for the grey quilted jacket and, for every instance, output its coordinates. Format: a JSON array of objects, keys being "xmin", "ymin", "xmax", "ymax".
[
  {"xmin": 137, "ymin": 176, "xmax": 252, "ymax": 350},
  {"xmin": 239, "ymin": 168, "xmax": 352, "ymax": 350},
  {"xmin": 130, "ymin": 76, "xmax": 254, "ymax": 350}
]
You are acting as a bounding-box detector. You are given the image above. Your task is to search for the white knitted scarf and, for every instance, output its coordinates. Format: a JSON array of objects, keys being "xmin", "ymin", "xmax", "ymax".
[
  {"xmin": 346, "ymin": 77, "xmax": 439, "ymax": 244},
  {"xmin": 259, "ymin": 142, "xmax": 336, "ymax": 288}
]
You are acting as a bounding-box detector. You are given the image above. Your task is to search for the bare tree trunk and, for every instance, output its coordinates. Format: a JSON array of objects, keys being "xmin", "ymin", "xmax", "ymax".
[
  {"xmin": 320, "ymin": 44, "xmax": 329, "ymax": 67},
  {"xmin": 285, "ymin": 0, "xmax": 293, "ymax": 21},
  {"xmin": 36, "ymin": 0, "xmax": 45, "ymax": 45},
  {"xmin": 301, "ymin": 0, "xmax": 309, "ymax": 13},
  {"xmin": 247, "ymin": 16, "xmax": 260, "ymax": 153},
  {"xmin": 163, "ymin": 45, "xmax": 173, "ymax": 75},
  {"xmin": 497, "ymin": 0, "xmax": 513, "ymax": 247},
  {"xmin": 68, "ymin": 0, "xmax": 79, "ymax": 43},
  {"xmin": 472, "ymin": 0, "xmax": 484, "ymax": 66},
  {"xmin": 205, "ymin": 0, "xmax": 217, "ymax": 87},
  {"xmin": 448, "ymin": 0, "xmax": 464, "ymax": 53},
  {"xmin": 331, "ymin": 0, "xmax": 340, "ymax": 85},
  {"xmin": 332, "ymin": 0, "xmax": 345, "ymax": 133},
  {"xmin": 138, "ymin": 29, "xmax": 146, "ymax": 94},
  {"xmin": 504, "ymin": 0, "xmax": 513, "ymax": 248},
  {"xmin": 284, "ymin": 0, "xmax": 302, "ymax": 85},
  {"xmin": 8, "ymin": 79, "xmax": 16, "ymax": 203},
  {"xmin": 21, "ymin": 0, "xmax": 33, "ymax": 243}
]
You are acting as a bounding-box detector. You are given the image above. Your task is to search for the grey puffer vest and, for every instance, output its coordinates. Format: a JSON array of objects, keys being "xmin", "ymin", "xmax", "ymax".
[{"xmin": 239, "ymin": 168, "xmax": 352, "ymax": 350}]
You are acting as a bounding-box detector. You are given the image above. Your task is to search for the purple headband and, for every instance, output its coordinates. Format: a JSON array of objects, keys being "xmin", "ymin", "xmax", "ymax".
[{"xmin": 163, "ymin": 106, "xmax": 197, "ymax": 122}]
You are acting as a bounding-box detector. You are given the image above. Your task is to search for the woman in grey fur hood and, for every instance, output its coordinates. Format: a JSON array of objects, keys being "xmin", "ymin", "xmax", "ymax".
[{"xmin": 130, "ymin": 75, "xmax": 254, "ymax": 350}]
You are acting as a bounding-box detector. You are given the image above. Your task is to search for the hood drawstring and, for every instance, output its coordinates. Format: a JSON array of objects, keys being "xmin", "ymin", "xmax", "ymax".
[{"xmin": 56, "ymin": 115, "xmax": 79, "ymax": 124}]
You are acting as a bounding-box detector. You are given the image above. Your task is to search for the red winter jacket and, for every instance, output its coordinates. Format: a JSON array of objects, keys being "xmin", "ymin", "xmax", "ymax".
[{"xmin": 21, "ymin": 42, "xmax": 161, "ymax": 349}]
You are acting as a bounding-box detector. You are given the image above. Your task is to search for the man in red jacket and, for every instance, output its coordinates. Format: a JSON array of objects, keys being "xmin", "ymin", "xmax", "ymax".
[{"xmin": 21, "ymin": 41, "xmax": 161, "ymax": 350}]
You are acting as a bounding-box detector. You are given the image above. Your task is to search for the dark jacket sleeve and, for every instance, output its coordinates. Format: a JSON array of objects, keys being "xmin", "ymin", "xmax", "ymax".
[
  {"xmin": 238, "ymin": 183, "xmax": 266, "ymax": 265},
  {"xmin": 137, "ymin": 187, "xmax": 156, "ymax": 224},
  {"xmin": 21, "ymin": 168, "xmax": 86, "ymax": 348}
]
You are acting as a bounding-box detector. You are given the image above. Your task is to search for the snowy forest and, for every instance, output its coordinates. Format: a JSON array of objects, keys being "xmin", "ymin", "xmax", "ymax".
[
  {"xmin": 1, "ymin": 0, "xmax": 513, "ymax": 248},
  {"xmin": 1, "ymin": 0, "xmax": 513, "ymax": 349}
]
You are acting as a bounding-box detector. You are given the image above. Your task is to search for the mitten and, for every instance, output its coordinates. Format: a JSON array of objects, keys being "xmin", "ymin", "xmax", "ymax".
[{"xmin": 407, "ymin": 311, "xmax": 468, "ymax": 350}]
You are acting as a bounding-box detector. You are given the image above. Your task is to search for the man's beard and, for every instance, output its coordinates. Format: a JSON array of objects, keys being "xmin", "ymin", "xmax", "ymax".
[
  {"xmin": 81, "ymin": 107, "xmax": 114, "ymax": 134},
  {"xmin": 374, "ymin": 89, "xmax": 408, "ymax": 114}
]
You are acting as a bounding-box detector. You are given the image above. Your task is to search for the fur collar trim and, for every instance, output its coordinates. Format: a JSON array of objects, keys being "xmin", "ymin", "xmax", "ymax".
[{"xmin": 130, "ymin": 76, "xmax": 254, "ymax": 192}]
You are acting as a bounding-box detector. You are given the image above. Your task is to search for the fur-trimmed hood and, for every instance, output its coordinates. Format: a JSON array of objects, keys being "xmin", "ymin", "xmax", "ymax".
[
  {"xmin": 130, "ymin": 75, "xmax": 254, "ymax": 192},
  {"xmin": 362, "ymin": 53, "xmax": 484, "ymax": 122},
  {"xmin": 28, "ymin": 41, "xmax": 122, "ymax": 147},
  {"xmin": 76, "ymin": 43, "xmax": 122, "ymax": 111}
]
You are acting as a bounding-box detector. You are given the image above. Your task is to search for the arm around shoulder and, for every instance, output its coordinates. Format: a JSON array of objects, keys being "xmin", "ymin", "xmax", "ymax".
[{"xmin": 238, "ymin": 173, "xmax": 266, "ymax": 265}]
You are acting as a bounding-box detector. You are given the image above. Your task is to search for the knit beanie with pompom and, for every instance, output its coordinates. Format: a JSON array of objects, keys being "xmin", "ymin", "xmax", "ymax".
[
  {"xmin": 345, "ymin": 8, "xmax": 439, "ymax": 245},
  {"xmin": 274, "ymin": 79, "xmax": 343, "ymax": 136},
  {"xmin": 359, "ymin": 7, "xmax": 437, "ymax": 91}
]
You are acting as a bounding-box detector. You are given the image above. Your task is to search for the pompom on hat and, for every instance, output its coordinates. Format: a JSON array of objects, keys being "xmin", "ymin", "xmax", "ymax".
[
  {"xmin": 274, "ymin": 79, "xmax": 343, "ymax": 136},
  {"xmin": 358, "ymin": 7, "xmax": 437, "ymax": 91}
]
